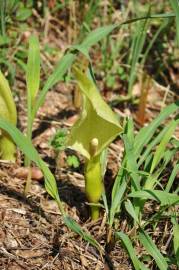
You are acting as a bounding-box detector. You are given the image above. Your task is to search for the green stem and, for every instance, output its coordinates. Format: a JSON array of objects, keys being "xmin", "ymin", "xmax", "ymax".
[
  {"xmin": 0, "ymin": 0, "xmax": 6, "ymax": 36},
  {"xmin": 90, "ymin": 205, "xmax": 100, "ymax": 220},
  {"xmin": 85, "ymin": 153, "xmax": 103, "ymax": 220},
  {"xmin": 24, "ymin": 91, "xmax": 33, "ymax": 194}
]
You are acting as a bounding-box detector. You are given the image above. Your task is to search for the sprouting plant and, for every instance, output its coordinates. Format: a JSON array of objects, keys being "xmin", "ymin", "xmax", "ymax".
[
  {"xmin": 50, "ymin": 128, "xmax": 68, "ymax": 151},
  {"xmin": 67, "ymin": 66, "xmax": 122, "ymax": 219},
  {"xmin": 66, "ymin": 154, "xmax": 80, "ymax": 169},
  {"xmin": 24, "ymin": 35, "xmax": 40, "ymax": 194},
  {"xmin": 0, "ymin": 70, "xmax": 17, "ymax": 161}
]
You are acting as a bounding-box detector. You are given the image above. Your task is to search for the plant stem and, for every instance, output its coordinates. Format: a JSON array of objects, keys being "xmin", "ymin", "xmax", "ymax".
[
  {"xmin": 24, "ymin": 92, "xmax": 33, "ymax": 194},
  {"xmin": 0, "ymin": 0, "xmax": 6, "ymax": 36},
  {"xmin": 24, "ymin": 166, "xmax": 32, "ymax": 195},
  {"xmin": 91, "ymin": 205, "xmax": 100, "ymax": 220}
]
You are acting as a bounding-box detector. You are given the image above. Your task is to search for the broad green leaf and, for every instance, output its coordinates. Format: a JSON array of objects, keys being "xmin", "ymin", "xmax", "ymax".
[
  {"xmin": 0, "ymin": 118, "xmax": 102, "ymax": 251},
  {"xmin": 67, "ymin": 67, "xmax": 122, "ymax": 159},
  {"xmin": 150, "ymin": 120, "xmax": 177, "ymax": 174},
  {"xmin": 173, "ymin": 222, "xmax": 179, "ymax": 266},
  {"xmin": 16, "ymin": 8, "xmax": 32, "ymax": 21},
  {"xmin": 129, "ymin": 190, "xmax": 179, "ymax": 206},
  {"xmin": 139, "ymin": 229, "xmax": 168, "ymax": 270},
  {"xmin": 26, "ymin": 35, "xmax": 40, "ymax": 104},
  {"xmin": 116, "ymin": 232, "xmax": 149, "ymax": 270}
]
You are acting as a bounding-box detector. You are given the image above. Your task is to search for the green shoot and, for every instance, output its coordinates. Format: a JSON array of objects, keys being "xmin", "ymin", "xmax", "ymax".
[
  {"xmin": 67, "ymin": 66, "xmax": 122, "ymax": 219},
  {"xmin": 0, "ymin": 70, "xmax": 17, "ymax": 161},
  {"xmin": 66, "ymin": 155, "xmax": 80, "ymax": 169},
  {"xmin": 24, "ymin": 35, "xmax": 40, "ymax": 194}
]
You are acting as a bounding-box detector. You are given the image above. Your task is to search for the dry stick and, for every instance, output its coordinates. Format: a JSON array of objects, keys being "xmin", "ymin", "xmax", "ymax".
[{"xmin": 24, "ymin": 166, "xmax": 32, "ymax": 195}]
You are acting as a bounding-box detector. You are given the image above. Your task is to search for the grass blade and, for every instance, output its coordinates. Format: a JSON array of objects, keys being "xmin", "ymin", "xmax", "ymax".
[
  {"xmin": 169, "ymin": 0, "xmax": 179, "ymax": 46},
  {"xmin": 173, "ymin": 222, "xmax": 179, "ymax": 266},
  {"xmin": 125, "ymin": 199, "xmax": 139, "ymax": 224},
  {"xmin": 64, "ymin": 216, "xmax": 102, "ymax": 251},
  {"xmin": 134, "ymin": 101, "xmax": 179, "ymax": 156},
  {"xmin": 26, "ymin": 35, "xmax": 40, "ymax": 104},
  {"xmin": 129, "ymin": 190, "xmax": 179, "ymax": 206},
  {"xmin": 116, "ymin": 232, "xmax": 149, "ymax": 270},
  {"xmin": 32, "ymin": 53, "xmax": 75, "ymax": 121},
  {"xmin": 110, "ymin": 170, "xmax": 126, "ymax": 226},
  {"xmin": 128, "ymin": 15, "xmax": 148, "ymax": 96},
  {"xmin": 139, "ymin": 229, "xmax": 168, "ymax": 270},
  {"xmin": 80, "ymin": 24, "xmax": 117, "ymax": 53},
  {"xmin": 165, "ymin": 163, "xmax": 179, "ymax": 192},
  {"xmin": 150, "ymin": 120, "xmax": 177, "ymax": 174}
]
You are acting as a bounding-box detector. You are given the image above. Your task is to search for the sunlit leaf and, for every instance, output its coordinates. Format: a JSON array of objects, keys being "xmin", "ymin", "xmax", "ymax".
[
  {"xmin": 173, "ymin": 222, "xmax": 179, "ymax": 266},
  {"xmin": 139, "ymin": 229, "xmax": 168, "ymax": 270},
  {"xmin": 150, "ymin": 120, "xmax": 177, "ymax": 174},
  {"xmin": 26, "ymin": 35, "xmax": 40, "ymax": 104},
  {"xmin": 129, "ymin": 190, "xmax": 179, "ymax": 206},
  {"xmin": 116, "ymin": 231, "xmax": 149, "ymax": 270},
  {"xmin": 0, "ymin": 70, "xmax": 17, "ymax": 161}
]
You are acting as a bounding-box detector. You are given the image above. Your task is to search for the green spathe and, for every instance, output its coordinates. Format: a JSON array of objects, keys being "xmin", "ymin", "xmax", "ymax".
[
  {"xmin": 67, "ymin": 67, "xmax": 122, "ymax": 160},
  {"xmin": 0, "ymin": 70, "xmax": 17, "ymax": 161},
  {"xmin": 67, "ymin": 66, "xmax": 122, "ymax": 219}
]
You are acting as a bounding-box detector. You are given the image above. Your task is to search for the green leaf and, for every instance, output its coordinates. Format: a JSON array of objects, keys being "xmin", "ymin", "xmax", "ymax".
[
  {"xmin": 0, "ymin": 71, "xmax": 17, "ymax": 161},
  {"xmin": 26, "ymin": 35, "xmax": 40, "ymax": 104},
  {"xmin": 129, "ymin": 190, "xmax": 179, "ymax": 206},
  {"xmin": 116, "ymin": 232, "xmax": 149, "ymax": 270},
  {"xmin": 0, "ymin": 70, "xmax": 17, "ymax": 124},
  {"xmin": 110, "ymin": 171, "xmax": 126, "ymax": 226},
  {"xmin": 16, "ymin": 7, "xmax": 32, "ymax": 21},
  {"xmin": 128, "ymin": 15, "xmax": 148, "ymax": 96},
  {"xmin": 134, "ymin": 101, "xmax": 179, "ymax": 156},
  {"xmin": 66, "ymin": 155, "xmax": 80, "ymax": 168},
  {"xmin": 150, "ymin": 120, "xmax": 177, "ymax": 174},
  {"xmin": 79, "ymin": 24, "xmax": 117, "ymax": 55},
  {"xmin": 67, "ymin": 67, "xmax": 122, "ymax": 159},
  {"xmin": 125, "ymin": 199, "xmax": 139, "ymax": 224},
  {"xmin": 139, "ymin": 229, "xmax": 168, "ymax": 270},
  {"xmin": 169, "ymin": 0, "xmax": 179, "ymax": 47},
  {"xmin": 173, "ymin": 222, "xmax": 179, "ymax": 266},
  {"xmin": 165, "ymin": 163, "xmax": 179, "ymax": 192},
  {"xmin": 64, "ymin": 216, "xmax": 102, "ymax": 251}
]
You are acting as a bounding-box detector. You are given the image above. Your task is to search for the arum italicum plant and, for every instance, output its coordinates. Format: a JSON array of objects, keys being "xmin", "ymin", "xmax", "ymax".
[
  {"xmin": 0, "ymin": 70, "xmax": 17, "ymax": 161},
  {"xmin": 67, "ymin": 65, "xmax": 122, "ymax": 220}
]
